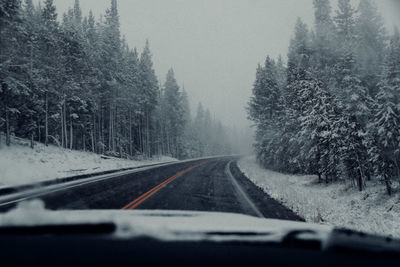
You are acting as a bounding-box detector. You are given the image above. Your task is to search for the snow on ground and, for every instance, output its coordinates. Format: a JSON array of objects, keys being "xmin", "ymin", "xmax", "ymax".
[
  {"xmin": 238, "ymin": 156, "xmax": 400, "ymax": 238},
  {"xmin": 0, "ymin": 136, "xmax": 176, "ymax": 188}
]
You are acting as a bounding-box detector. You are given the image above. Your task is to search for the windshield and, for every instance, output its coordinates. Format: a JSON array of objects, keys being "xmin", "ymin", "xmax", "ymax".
[{"xmin": 1, "ymin": 0, "xmax": 400, "ymax": 248}]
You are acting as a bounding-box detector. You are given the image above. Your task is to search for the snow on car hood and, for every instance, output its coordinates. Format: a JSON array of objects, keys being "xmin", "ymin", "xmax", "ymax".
[{"xmin": 0, "ymin": 200, "xmax": 333, "ymax": 243}]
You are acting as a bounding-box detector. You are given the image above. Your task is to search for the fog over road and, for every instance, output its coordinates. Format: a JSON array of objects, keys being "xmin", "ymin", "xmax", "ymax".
[{"xmin": 0, "ymin": 157, "xmax": 302, "ymax": 221}]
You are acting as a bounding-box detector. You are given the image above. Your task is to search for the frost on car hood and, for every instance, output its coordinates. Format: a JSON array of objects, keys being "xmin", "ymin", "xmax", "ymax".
[{"xmin": 0, "ymin": 200, "xmax": 332, "ymax": 243}]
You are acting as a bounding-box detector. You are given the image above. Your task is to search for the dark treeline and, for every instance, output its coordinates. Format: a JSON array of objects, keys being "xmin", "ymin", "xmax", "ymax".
[
  {"xmin": 0, "ymin": 0, "xmax": 232, "ymax": 159},
  {"xmin": 248, "ymin": 0, "xmax": 400, "ymax": 195}
]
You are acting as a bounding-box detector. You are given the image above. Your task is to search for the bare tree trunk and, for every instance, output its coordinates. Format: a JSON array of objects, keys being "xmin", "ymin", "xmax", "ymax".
[
  {"xmin": 5, "ymin": 107, "xmax": 10, "ymax": 146},
  {"xmin": 114, "ymin": 112, "xmax": 116, "ymax": 151},
  {"xmin": 393, "ymin": 157, "xmax": 400, "ymax": 178},
  {"xmin": 64, "ymin": 101, "xmax": 67, "ymax": 148},
  {"xmin": 98, "ymin": 108, "xmax": 104, "ymax": 154},
  {"xmin": 91, "ymin": 114, "xmax": 95, "ymax": 153},
  {"xmin": 29, "ymin": 44, "xmax": 35, "ymax": 151},
  {"xmin": 70, "ymin": 119, "xmax": 73, "ymax": 150},
  {"xmin": 112, "ymin": 108, "xmax": 115, "ymax": 151},
  {"xmin": 129, "ymin": 110, "xmax": 133, "ymax": 156},
  {"xmin": 109, "ymin": 104, "xmax": 112, "ymax": 151},
  {"xmin": 37, "ymin": 115, "xmax": 41, "ymax": 142},
  {"xmin": 146, "ymin": 112, "xmax": 150, "ymax": 157},
  {"xmin": 82, "ymin": 128, "xmax": 85, "ymax": 151},
  {"xmin": 45, "ymin": 92, "xmax": 48, "ymax": 146},
  {"xmin": 138, "ymin": 117, "xmax": 142, "ymax": 154},
  {"xmin": 160, "ymin": 118, "xmax": 165, "ymax": 155},
  {"xmin": 142, "ymin": 119, "xmax": 145, "ymax": 155},
  {"xmin": 157, "ymin": 120, "xmax": 162, "ymax": 158},
  {"xmin": 119, "ymin": 139, "xmax": 122, "ymax": 158},
  {"xmin": 354, "ymin": 152, "xmax": 365, "ymax": 191},
  {"xmin": 61, "ymin": 106, "xmax": 64, "ymax": 148},
  {"xmin": 101, "ymin": 109, "xmax": 104, "ymax": 154},
  {"xmin": 357, "ymin": 169, "xmax": 363, "ymax": 192},
  {"xmin": 384, "ymin": 173, "xmax": 392, "ymax": 196},
  {"xmin": 166, "ymin": 127, "xmax": 170, "ymax": 156},
  {"xmin": 30, "ymin": 133, "xmax": 34, "ymax": 149}
]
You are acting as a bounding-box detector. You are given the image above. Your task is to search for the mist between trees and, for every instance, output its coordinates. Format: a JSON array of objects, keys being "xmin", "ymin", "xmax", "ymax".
[
  {"xmin": 0, "ymin": 0, "xmax": 236, "ymax": 160},
  {"xmin": 248, "ymin": 0, "xmax": 400, "ymax": 195}
]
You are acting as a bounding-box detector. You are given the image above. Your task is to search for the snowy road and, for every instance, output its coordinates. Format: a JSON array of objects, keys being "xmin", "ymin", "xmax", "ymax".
[{"xmin": 0, "ymin": 157, "xmax": 302, "ymax": 221}]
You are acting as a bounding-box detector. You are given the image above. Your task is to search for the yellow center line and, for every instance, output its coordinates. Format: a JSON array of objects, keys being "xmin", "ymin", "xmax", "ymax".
[{"xmin": 121, "ymin": 162, "xmax": 206, "ymax": 210}]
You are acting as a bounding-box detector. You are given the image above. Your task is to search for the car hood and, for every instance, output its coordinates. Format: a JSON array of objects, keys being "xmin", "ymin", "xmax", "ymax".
[
  {"xmin": 0, "ymin": 200, "xmax": 332, "ymax": 243},
  {"xmin": 2, "ymin": 200, "xmax": 400, "ymax": 254}
]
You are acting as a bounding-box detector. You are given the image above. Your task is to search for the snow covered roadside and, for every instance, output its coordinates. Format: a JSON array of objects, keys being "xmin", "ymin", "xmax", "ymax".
[
  {"xmin": 238, "ymin": 156, "xmax": 400, "ymax": 238},
  {"xmin": 0, "ymin": 137, "xmax": 176, "ymax": 188}
]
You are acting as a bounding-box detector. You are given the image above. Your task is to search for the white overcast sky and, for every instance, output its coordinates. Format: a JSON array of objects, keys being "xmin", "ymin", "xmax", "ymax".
[{"xmin": 41, "ymin": 0, "xmax": 400, "ymax": 129}]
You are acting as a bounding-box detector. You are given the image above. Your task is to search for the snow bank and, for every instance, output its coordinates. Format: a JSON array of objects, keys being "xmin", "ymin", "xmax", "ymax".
[
  {"xmin": 238, "ymin": 156, "xmax": 400, "ymax": 238},
  {"xmin": 0, "ymin": 136, "xmax": 176, "ymax": 187}
]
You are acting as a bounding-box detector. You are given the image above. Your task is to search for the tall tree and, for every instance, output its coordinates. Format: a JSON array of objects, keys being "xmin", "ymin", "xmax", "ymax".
[
  {"xmin": 334, "ymin": 0, "xmax": 356, "ymax": 44},
  {"xmin": 287, "ymin": 18, "xmax": 311, "ymax": 84},
  {"xmin": 138, "ymin": 40, "xmax": 158, "ymax": 157},
  {"xmin": 370, "ymin": 29, "xmax": 400, "ymax": 195},
  {"xmin": 163, "ymin": 68, "xmax": 183, "ymax": 158},
  {"xmin": 39, "ymin": 0, "xmax": 60, "ymax": 146},
  {"xmin": 312, "ymin": 0, "xmax": 336, "ymax": 86},
  {"xmin": 0, "ymin": 0, "xmax": 27, "ymax": 146},
  {"xmin": 355, "ymin": 0, "xmax": 386, "ymax": 95},
  {"xmin": 99, "ymin": 0, "xmax": 121, "ymax": 152},
  {"xmin": 298, "ymin": 74, "xmax": 338, "ymax": 182},
  {"xmin": 248, "ymin": 57, "xmax": 285, "ymax": 168}
]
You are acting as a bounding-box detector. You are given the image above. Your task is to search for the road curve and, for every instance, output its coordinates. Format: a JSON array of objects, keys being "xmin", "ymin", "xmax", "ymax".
[{"xmin": 0, "ymin": 157, "xmax": 303, "ymax": 221}]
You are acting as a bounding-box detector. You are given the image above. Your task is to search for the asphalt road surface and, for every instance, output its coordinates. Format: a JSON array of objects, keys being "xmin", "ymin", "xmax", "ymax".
[{"xmin": 0, "ymin": 157, "xmax": 303, "ymax": 221}]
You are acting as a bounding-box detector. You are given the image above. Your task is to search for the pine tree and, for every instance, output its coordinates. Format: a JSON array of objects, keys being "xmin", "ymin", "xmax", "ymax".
[
  {"xmin": 163, "ymin": 68, "xmax": 183, "ymax": 158},
  {"xmin": 73, "ymin": 0, "xmax": 82, "ymax": 25},
  {"xmin": 281, "ymin": 19, "xmax": 314, "ymax": 172},
  {"xmin": 83, "ymin": 10, "xmax": 101, "ymax": 153},
  {"xmin": 0, "ymin": 0, "xmax": 29, "ymax": 146},
  {"xmin": 138, "ymin": 40, "xmax": 158, "ymax": 157},
  {"xmin": 180, "ymin": 87, "xmax": 193, "ymax": 159},
  {"xmin": 333, "ymin": 0, "xmax": 357, "ymax": 87},
  {"xmin": 355, "ymin": 0, "xmax": 386, "ymax": 96},
  {"xmin": 123, "ymin": 47, "xmax": 140, "ymax": 156},
  {"xmin": 287, "ymin": 18, "xmax": 311, "ymax": 84},
  {"xmin": 297, "ymin": 73, "xmax": 339, "ymax": 182},
  {"xmin": 370, "ymin": 29, "xmax": 400, "ymax": 195},
  {"xmin": 312, "ymin": 0, "xmax": 336, "ymax": 85},
  {"xmin": 102, "ymin": 0, "xmax": 121, "ymax": 152},
  {"xmin": 248, "ymin": 56, "xmax": 285, "ymax": 168},
  {"xmin": 334, "ymin": 0, "xmax": 356, "ymax": 44},
  {"xmin": 60, "ymin": 4, "xmax": 88, "ymax": 150},
  {"xmin": 336, "ymin": 46, "xmax": 372, "ymax": 191},
  {"xmin": 38, "ymin": 0, "xmax": 61, "ymax": 146},
  {"xmin": 194, "ymin": 103, "xmax": 205, "ymax": 157},
  {"xmin": 275, "ymin": 55, "xmax": 287, "ymax": 93},
  {"xmin": 18, "ymin": 0, "xmax": 43, "ymax": 147}
]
